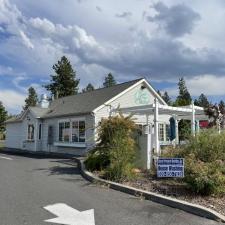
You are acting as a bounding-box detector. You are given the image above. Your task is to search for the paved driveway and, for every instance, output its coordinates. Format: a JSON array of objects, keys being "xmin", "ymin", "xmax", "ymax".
[{"xmin": 0, "ymin": 152, "xmax": 221, "ymax": 225}]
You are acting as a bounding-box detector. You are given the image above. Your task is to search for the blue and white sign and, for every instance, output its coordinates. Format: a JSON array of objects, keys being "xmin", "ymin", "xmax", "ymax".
[{"xmin": 157, "ymin": 158, "xmax": 184, "ymax": 178}]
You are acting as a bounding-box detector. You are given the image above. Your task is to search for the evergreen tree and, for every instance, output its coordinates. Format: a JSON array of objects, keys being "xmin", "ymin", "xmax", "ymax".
[
  {"xmin": 157, "ymin": 90, "xmax": 162, "ymax": 97},
  {"xmin": 103, "ymin": 73, "xmax": 116, "ymax": 88},
  {"xmin": 174, "ymin": 78, "xmax": 192, "ymax": 141},
  {"xmin": 174, "ymin": 77, "xmax": 192, "ymax": 106},
  {"xmin": 0, "ymin": 102, "xmax": 7, "ymax": 132},
  {"xmin": 162, "ymin": 91, "xmax": 172, "ymax": 105},
  {"xmin": 82, "ymin": 83, "xmax": 95, "ymax": 93},
  {"xmin": 23, "ymin": 87, "xmax": 38, "ymax": 110},
  {"xmin": 44, "ymin": 56, "xmax": 80, "ymax": 98},
  {"xmin": 194, "ymin": 93, "xmax": 209, "ymax": 108}
]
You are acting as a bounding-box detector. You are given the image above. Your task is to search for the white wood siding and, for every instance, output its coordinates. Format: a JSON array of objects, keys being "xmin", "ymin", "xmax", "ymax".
[
  {"xmin": 5, "ymin": 122, "xmax": 22, "ymax": 149},
  {"xmin": 40, "ymin": 114, "xmax": 95, "ymax": 155},
  {"xmin": 95, "ymin": 81, "xmax": 170, "ymax": 127},
  {"xmin": 5, "ymin": 111, "xmax": 38, "ymax": 151}
]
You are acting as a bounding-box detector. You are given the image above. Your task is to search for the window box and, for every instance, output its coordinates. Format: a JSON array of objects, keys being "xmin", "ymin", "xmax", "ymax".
[{"xmin": 54, "ymin": 142, "xmax": 86, "ymax": 148}]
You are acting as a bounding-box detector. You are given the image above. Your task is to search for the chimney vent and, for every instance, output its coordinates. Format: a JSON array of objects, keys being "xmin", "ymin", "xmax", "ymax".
[{"xmin": 39, "ymin": 94, "xmax": 49, "ymax": 108}]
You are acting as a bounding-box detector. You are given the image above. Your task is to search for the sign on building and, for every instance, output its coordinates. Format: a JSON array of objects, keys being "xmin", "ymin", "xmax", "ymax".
[{"xmin": 157, "ymin": 158, "xmax": 184, "ymax": 178}]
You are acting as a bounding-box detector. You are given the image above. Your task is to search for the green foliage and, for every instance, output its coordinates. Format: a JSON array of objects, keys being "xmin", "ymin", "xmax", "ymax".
[
  {"xmin": 85, "ymin": 114, "xmax": 138, "ymax": 182},
  {"xmin": 174, "ymin": 77, "xmax": 192, "ymax": 106},
  {"xmin": 194, "ymin": 93, "xmax": 209, "ymax": 108},
  {"xmin": 0, "ymin": 102, "xmax": 7, "ymax": 132},
  {"xmin": 162, "ymin": 91, "xmax": 172, "ymax": 105},
  {"xmin": 163, "ymin": 130, "xmax": 225, "ymax": 196},
  {"xmin": 103, "ymin": 73, "xmax": 117, "ymax": 88},
  {"xmin": 84, "ymin": 147, "xmax": 109, "ymax": 171},
  {"xmin": 44, "ymin": 56, "xmax": 80, "ymax": 98},
  {"xmin": 82, "ymin": 83, "xmax": 95, "ymax": 93},
  {"xmin": 23, "ymin": 87, "xmax": 38, "ymax": 110}
]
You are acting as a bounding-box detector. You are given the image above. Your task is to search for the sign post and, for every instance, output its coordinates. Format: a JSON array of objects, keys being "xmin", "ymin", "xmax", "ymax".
[{"xmin": 157, "ymin": 158, "xmax": 184, "ymax": 178}]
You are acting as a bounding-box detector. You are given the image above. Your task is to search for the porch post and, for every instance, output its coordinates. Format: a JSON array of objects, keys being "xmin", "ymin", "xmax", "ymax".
[
  {"xmin": 146, "ymin": 114, "xmax": 151, "ymax": 170},
  {"xmin": 154, "ymin": 98, "xmax": 160, "ymax": 155},
  {"xmin": 196, "ymin": 120, "xmax": 200, "ymax": 134},
  {"xmin": 175, "ymin": 117, "xmax": 179, "ymax": 144},
  {"xmin": 191, "ymin": 101, "xmax": 196, "ymax": 136}
]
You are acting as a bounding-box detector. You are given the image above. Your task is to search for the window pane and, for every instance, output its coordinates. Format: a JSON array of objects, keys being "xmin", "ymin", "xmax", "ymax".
[
  {"xmin": 72, "ymin": 121, "xmax": 79, "ymax": 142},
  {"xmin": 166, "ymin": 124, "xmax": 170, "ymax": 141},
  {"xmin": 28, "ymin": 124, "xmax": 34, "ymax": 140},
  {"xmin": 39, "ymin": 124, "xmax": 42, "ymax": 140},
  {"xmin": 79, "ymin": 121, "xmax": 85, "ymax": 142},
  {"xmin": 63, "ymin": 122, "xmax": 70, "ymax": 142},
  {"xmin": 159, "ymin": 124, "xmax": 164, "ymax": 141},
  {"xmin": 59, "ymin": 122, "xmax": 64, "ymax": 141}
]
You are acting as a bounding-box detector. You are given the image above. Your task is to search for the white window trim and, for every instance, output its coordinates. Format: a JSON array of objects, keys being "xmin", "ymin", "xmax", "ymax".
[
  {"xmin": 57, "ymin": 118, "xmax": 86, "ymax": 145},
  {"xmin": 27, "ymin": 123, "xmax": 35, "ymax": 141}
]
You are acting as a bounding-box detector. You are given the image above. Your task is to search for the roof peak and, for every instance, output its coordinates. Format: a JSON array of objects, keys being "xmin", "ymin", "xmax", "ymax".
[{"xmin": 53, "ymin": 78, "xmax": 144, "ymax": 101}]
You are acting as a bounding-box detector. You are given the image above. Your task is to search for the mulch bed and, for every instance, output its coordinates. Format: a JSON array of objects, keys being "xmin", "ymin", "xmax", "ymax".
[{"xmin": 122, "ymin": 171, "xmax": 225, "ymax": 216}]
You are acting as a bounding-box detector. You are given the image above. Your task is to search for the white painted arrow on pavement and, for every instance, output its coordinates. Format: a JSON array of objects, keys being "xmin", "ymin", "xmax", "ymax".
[
  {"xmin": 0, "ymin": 156, "xmax": 13, "ymax": 160},
  {"xmin": 44, "ymin": 203, "xmax": 95, "ymax": 225}
]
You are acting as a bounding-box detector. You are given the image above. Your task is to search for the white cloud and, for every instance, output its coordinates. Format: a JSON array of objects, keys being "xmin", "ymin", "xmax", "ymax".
[
  {"xmin": 19, "ymin": 30, "xmax": 34, "ymax": 49},
  {"xmin": 0, "ymin": 89, "xmax": 25, "ymax": 112},
  {"xmin": 165, "ymin": 74, "xmax": 225, "ymax": 97},
  {"xmin": 29, "ymin": 17, "xmax": 55, "ymax": 34}
]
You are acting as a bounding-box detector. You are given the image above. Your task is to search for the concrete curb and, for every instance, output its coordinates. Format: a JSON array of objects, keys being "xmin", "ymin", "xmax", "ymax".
[{"xmin": 74, "ymin": 157, "xmax": 225, "ymax": 223}]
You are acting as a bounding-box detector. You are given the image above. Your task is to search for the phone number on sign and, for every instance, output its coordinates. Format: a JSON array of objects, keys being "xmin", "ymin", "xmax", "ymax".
[{"xmin": 157, "ymin": 171, "xmax": 184, "ymax": 177}]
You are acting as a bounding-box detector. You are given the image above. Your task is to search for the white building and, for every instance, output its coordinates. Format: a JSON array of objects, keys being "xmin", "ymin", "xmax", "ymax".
[{"xmin": 5, "ymin": 78, "xmax": 207, "ymax": 168}]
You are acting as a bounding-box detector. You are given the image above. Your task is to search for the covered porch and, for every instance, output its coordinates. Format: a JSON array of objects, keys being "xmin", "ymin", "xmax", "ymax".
[{"xmin": 113, "ymin": 99, "xmax": 208, "ymax": 169}]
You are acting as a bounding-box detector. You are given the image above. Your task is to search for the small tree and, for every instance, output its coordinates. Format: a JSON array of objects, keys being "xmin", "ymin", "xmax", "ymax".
[
  {"xmin": 174, "ymin": 78, "xmax": 192, "ymax": 141},
  {"xmin": 162, "ymin": 91, "xmax": 172, "ymax": 105},
  {"xmin": 157, "ymin": 90, "xmax": 162, "ymax": 97},
  {"xmin": 0, "ymin": 102, "xmax": 7, "ymax": 133},
  {"xmin": 24, "ymin": 87, "xmax": 38, "ymax": 110},
  {"xmin": 194, "ymin": 93, "xmax": 209, "ymax": 108},
  {"xmin": 174, "ymin": 77, "xmax": 192, "ymax": 106},
  {"xmin": 85, "ymin": 114, "xmax": 138, "ymax": 181},
  {"xmin": 82, "ymin": 83, "xmax": 95, "ymax": 93},
  {"xmin": 44, "ymin": 56, "xmax": 80, "ymax": 98},
  {"xmin": 103, "ymin": 73, "xmax": 116, "ymax": 88}
]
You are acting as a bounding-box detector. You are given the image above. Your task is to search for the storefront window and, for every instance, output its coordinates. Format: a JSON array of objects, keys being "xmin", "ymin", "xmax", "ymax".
[{"xmin": 58, "ymin": 120, "xmax": 85, "ymax": 143}]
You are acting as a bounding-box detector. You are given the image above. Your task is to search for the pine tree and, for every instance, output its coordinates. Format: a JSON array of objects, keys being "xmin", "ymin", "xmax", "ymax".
[
  {"xmin": 157, "ymin": 90, "xmax": 162, "ymax": 97},
  {"xmin": 194, "ymin": 93, "xmax": 209, "ymax": 108},
  {"xmin": 23, "ymin": 87, "xmax": 38, "ymax": 110},
  {"xmin": 103, "ymin": 73, "xmax": 116, "ymax": 88},
  {"xmin": 175, "ymin": 77, "xmax": 192, "ymax": 106},
  {"xmin": 0, "ymin": 102, "xmax": 7, "ymax": 132},
  {"xmin": 162, "ymin": 91, "xmax": 172, "ymax": 105},
  {"xmin": 44, "ymin": 56, "xmax": 80, "ymax": 98},
  {"xmin": 174, "ymin": 78, "xmax": 192, "ymax": 141},
  {"xmin": 82, "ymin": 83, "xmax": 95, "ymax": 93}
]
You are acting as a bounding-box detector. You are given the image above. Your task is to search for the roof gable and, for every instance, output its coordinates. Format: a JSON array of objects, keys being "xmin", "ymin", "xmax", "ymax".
[{"xmin": 43, "ymin": 79, "xmax": 143, "ymax": 118}]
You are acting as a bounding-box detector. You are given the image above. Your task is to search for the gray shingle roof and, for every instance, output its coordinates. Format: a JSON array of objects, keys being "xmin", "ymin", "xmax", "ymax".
[
  {"xmin": 5, "ymin": 78, "xmax": 143, "ymax": 123},
  {"xmin": 29, "ymin": 107, "xmax": 49, "ymax": 118},
  {"xmin": 43, "ymin": 78, "xmax": 143, "ymax": 118}
]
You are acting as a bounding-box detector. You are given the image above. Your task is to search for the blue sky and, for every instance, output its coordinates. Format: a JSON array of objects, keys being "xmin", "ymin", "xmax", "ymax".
[{"xmin": 1, "ymin": 0, "xmax": 225, "ymax": 113}]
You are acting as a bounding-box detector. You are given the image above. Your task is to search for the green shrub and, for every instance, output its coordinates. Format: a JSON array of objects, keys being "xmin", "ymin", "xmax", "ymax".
[
  {"xmin": 84, "ymin": 147, "xmax": 110, "ymax": 172},
  {"xmin": 85, "ymin": 114, "xmax": 138, "ymax": 182},
  {"xmin": 184, "ymin": 154, "xmax": 225, "ymax": 195},
  {"xmin": 162, "ymin": 129, "xmax": 225, "ymax": 196}
]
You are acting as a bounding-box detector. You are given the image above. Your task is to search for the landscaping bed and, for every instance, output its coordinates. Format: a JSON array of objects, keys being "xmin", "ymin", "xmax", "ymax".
[{"xmin": 122, "ymin": 171, "xmax": 225, "ymax": 216}]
